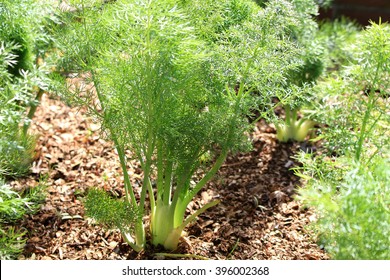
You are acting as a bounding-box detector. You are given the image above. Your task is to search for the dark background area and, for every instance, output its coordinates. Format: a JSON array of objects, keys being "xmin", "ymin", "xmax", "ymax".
[{"xmin": 319, "ymin": 0, "xmax": 390, "ymax": 25}]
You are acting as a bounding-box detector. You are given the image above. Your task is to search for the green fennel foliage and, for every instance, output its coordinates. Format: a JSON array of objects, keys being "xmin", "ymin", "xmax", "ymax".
[
  {"xmin": 0, "ymin": 0, "xmax": 53, "ymax": 252},
  {"xmin": 0, "ymin": 226, "xmax": 26, "ymax": 260},
  {"xmin": 297, "ymin": 158, "xmax": 390, "ymax": 259},
  {"xmin": 84, "ymin": 188, "xmax": 137, "ymax": 237},
  {"xmin": 56, "ymin": 0, "xmax": 312, "ymax": 251},
  {"xmin": 0, "ymin": 180, "xmax": 46, "ymax": 223},
  {"xmin": 0, "ymin": 178, "xmax": 46, "ymax": 260},
  {"xmin": 316, "ymin": 17, "xmax": 361, "ymax": 71},
  {"xmin": 0, "ymin": 42, "xmax": 38, "ymax": 177},
  {"xmin": 296, "ymin": 21, "xmax": 390, "ymax": 260},
  {"xmin": 262, "ymin": 0, "xmax": 326, "ymax": 143},
  {"xmin": 0, "ymin": 0, "xmax": 56, "ymax": 177},
  {"xmin": 309, "ymin": 21, "xmax": 390, "ymax": 161}
]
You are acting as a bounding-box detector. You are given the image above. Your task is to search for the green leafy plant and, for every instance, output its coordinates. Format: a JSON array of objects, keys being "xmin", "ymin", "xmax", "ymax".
[
  {"xmin": 84, "ymin": 188, "xmax": 138, "ymax": 239},
  {"xmin": 276, "ymin": 104, "xmax": 315, "ymax": 142},
  {"xmin": 311, "ymin": 20, "xmax": 390, "ymax": 161},
  {"xmin": 56, "ymin": 0, "xmax": 312, "ymax": 252},
  {"xmin": 0, "ymin": 178, "xmax": 46, "ymax": 259},
  {"xmin": 0, "ymin": 226, "xmax": 27, "ymax": 260},
  {"xmin": 346, "ymin": 21, "xmax": 390, "ymax": 162},
  {"xmin": 296, "ymin": 21, "xmax": 390, "ymax": 259},
  {"xmin": 297, "ymin": 157, "xmax": 390, "ymax": 259},
  {"xmin": 0, "ymin": 0, "xmax": 56, "ymax": 177},
  {"xmin": 270, "ymin": 0, "xmax": 325, "ymax": 142},
  {"xmin": 0, "ymin": 42, "xmax": 38, "ymax": 177},
  {"xmin": 316, "ymin": 17, "xmax": 361, "ymax": 71},
  {"xmin": 0, "ymin": 180, "xmax": 46, "ymax": 223}
]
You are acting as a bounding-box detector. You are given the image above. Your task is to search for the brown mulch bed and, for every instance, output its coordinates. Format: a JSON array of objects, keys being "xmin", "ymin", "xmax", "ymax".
[{"xmin": 11, "ymin": 93, "xmax": 328, "ymax": 260}]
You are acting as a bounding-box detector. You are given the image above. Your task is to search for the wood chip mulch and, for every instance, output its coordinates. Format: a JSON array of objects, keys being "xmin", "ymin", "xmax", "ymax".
[{"xmin": 10, "ymin": 93, "xmax": 328, "ymax": 260}]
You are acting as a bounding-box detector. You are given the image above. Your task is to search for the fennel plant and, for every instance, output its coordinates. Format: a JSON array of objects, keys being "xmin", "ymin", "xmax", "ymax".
[
  {"xmin": 275, "ymin": 103, "xmax": 315, "ymax": 142},
  {"xmin": 0, "ymin": 178, "xmax": 47, "ymax": 260},
  {"xmin": 270, "ymin": 0, "xmax": 325, "ymax": 142},
  {"xmin": 0, "ymin": 0, "xmax": 56, "ymax": 259},
  {"xmin": 0, "ymin": 0, "xmax": 56, "ymax": 177},
  {"xmin": 56, "ymin": 0, "xmax": 310, "ymax": 251},
  {"xmin": 310, "ymin": 20, "xmax": 390, "ymax": 162},
  {"xmin": 296, "ymin": 20, "xmax": 390, "ymax": 259}
]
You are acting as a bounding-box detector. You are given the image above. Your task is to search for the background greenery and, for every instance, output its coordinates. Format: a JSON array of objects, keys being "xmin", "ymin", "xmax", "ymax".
[
  {"xmin": 296, "ymin": 20, "xmax": 390, "ymax": 260},
  {"xmin": 0, "ymin": 0, "xmax": 53, "ymax": 259}
]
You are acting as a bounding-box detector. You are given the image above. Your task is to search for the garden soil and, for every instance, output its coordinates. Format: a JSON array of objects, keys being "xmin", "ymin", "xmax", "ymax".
[{"xmin": 11, "ymin": 93, "xmax": 328, "ymax": 260}]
